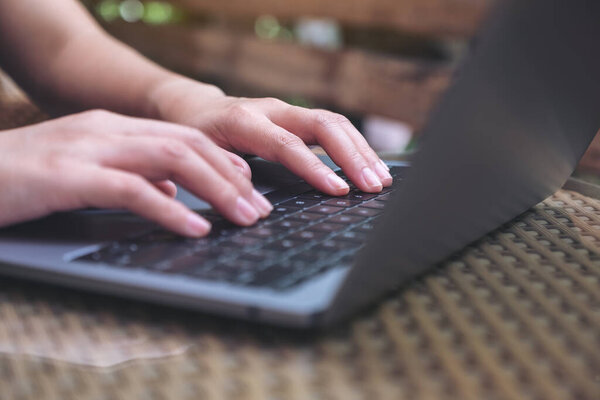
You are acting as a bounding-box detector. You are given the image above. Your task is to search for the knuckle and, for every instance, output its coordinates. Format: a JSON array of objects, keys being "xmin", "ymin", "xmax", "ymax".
[
  {"xmin": 173, "ymin": 124, "xmax": 204, "ymax": 139},
  {"xmin": 42, "ymin": 150, "xmax": 69, "ymax": 171},
  {"xmin": 227, "ymin": 104, "xmax": 253, "ymax": 124},
  {"xmin": 347, "ymin": 150, "xmax": 367, "ymax": 166},
  {"xmin": 260, "ymin": 97, "xmax": 285, "ymax": 107},
  {"xmin": 305, "ymin": 159, "xmax": 327, "ymax": 174},
  {"xmin": 189, "ymin": 134, "xmax": 212, "ymax": 150},
  {"xmin": 273, "ymin": 132, "xmax": 303, "ymax": 152},
  {"xmin": 158, "ymin": 139, "xmax": 189, "ymax": 159},
  {"xmin": 81, "ymin": 109, "xmax": 114, "ymax": 122},
  {"xmin": 313, "ymin": 111, "xmax": 351, "ymax": 130},
  {"xmin": 110, "ymin": 176, "xmax": 145, "ymax": 203},
  {"xmin": 50, "ymin": 128, "xmax": 83, "ymax": 144},
  {"xmin": 65, "ymin": 109, "xmax": 115, "ymax": 137}
]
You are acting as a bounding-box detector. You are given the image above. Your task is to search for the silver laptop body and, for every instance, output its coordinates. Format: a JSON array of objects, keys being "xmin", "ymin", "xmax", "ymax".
[{"xmin": 1, "ymin": 0, "xmax": 599, "ymax": 328}]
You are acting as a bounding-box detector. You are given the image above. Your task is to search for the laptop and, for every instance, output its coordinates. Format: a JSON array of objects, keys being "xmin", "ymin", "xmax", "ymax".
[{"xmin": 1, "ymin": 0, "xmax": 599, "ymax": 328}]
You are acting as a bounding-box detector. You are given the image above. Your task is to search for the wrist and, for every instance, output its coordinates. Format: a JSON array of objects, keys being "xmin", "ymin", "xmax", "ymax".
[{"xmin": 145, "ymin": 75, "xmax": 226, "ymax": 123}]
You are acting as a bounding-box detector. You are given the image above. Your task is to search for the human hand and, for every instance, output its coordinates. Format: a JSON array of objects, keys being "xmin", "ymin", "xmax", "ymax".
[
  {"xmin": 152, "ymin": 80, "xmax": 393, "ymax": 195},
  {"xmin": 0, "ymin": 110, "xmax": 274, "ymax": 237}
]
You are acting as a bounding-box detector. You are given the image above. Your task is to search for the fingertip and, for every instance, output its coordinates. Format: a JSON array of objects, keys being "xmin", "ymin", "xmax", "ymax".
[
  {"xmin": 251, "ymin": 189, "xmax": 273, "ymax": 218},
  {"xmin": 360, "ymin": 167, "xmax": 383, "ymax": 193},
  {"xmin": 185, "ymin": 213, "xmax": 212, "ymax": 237},
  {"xmin": 325, "ymin": 173, "xmax": 350, "ymax": 196},
  {"xmin": 373, "ymin": 162, "xmax": 393, "ymax": 187},
  {"xmin": 164, "ymin": 181, "xmax": 178, "ymax": 197},
  {"xmin": 233, "ymin": 196, "xmax": 260, "ymax": 226}
]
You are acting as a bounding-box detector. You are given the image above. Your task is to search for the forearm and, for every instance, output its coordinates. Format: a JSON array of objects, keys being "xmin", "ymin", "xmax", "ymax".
[{"xmin": 0, "ymin": 0, "xmax": 223, "ymax": 118}]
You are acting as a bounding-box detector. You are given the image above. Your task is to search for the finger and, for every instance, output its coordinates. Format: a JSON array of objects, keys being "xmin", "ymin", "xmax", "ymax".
[
  {"xmin": 74, "ymin": 167, "xmax": 211, "ymax": 237},
  {"xmin": 107, "ymin": 115, "xmax": 270, "ymax": 217},
  {"xmin": 224, "ymin": 116, "xmax": 351, "ymax": 196},
  {"xmin": 224, "ymin": 150, "xmax": 252, "ymax": 180},
  {"xmin": 98, "ymin": 136, "xmax": 262, "ymax": 226},
  {"xmin": 181, "ymin": 134, "xmax": 272, "ymax": 218},
  {"xmin": 154, "ymin": 180, "xmax": 178, "ymax": 198},
  {"xmin": 338, "ymin": 116, "xmax": 393, "ymax": 187},
  {"xmin": 269, "ymin": 107, "xmax": 390, "ymax": 191}
]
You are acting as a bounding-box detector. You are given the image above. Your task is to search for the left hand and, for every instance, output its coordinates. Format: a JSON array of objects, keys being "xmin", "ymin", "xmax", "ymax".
[{"xmin": 151, "ymin": 80, "xmax": 393, "ymax": 195}]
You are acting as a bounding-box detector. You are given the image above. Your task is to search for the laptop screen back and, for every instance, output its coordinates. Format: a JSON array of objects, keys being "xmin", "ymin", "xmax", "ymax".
[{"xmin": 324, "ymin": 0, "xmax": 600, "ymax": 324}]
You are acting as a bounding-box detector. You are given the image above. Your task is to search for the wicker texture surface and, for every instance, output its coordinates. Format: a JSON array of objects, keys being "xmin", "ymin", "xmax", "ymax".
[{"xmin": 1, "ymin": 100, "xmax": 599, "ymax": 400}]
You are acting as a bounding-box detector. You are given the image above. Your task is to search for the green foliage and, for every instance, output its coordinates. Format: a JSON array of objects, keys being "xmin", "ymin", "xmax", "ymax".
[
  {"xmin": 96, "ymin": 0, "xmax": 120, "ymax": 22},
  {"xmin": 94, "ymin": 0, "xmax": 180, "ymax": 25}
]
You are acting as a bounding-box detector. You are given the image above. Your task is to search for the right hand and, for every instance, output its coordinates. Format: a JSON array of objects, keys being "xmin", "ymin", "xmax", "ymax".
[{"xmin": 0, "ymin": 110, "xmax": 273, "ymax": 237}]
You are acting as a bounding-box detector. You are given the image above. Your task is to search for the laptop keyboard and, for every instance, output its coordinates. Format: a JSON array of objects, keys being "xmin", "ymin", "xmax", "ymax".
[{"xmin": 75, "ymin": 166, "xmax": 407, "ymax": 290}]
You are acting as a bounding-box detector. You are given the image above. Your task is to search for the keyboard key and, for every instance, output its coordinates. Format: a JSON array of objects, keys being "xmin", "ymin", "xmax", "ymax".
[
  {"xmin": 311, "ymin": 222, "xmax": 345, "ymax": 233},
  {"xmin": 335, "ymin": 231, "xmax": 368, "ymax": 243},
  {"xmin": 297, "ymin": 191, "xmax": 328, "ymax": 200},
  {"xmin": 260, "ymin": 211, "xmax": 286, "ymax": 224},
  {"xmin": 322, "ymin": 198, "xmax": 361, "ymax": 207},
  {"xmin": 375, "ymin": 193, "xmax": 392, "ymax": 202},
  {"xmin": 354, "ymin": 222, "xmax": 376, "ymax": 233},
  {"xmin": 288, "ymin": 212, "xmax": 324, "ymax": 222},
  {"xmin": 347, "ymin": 207, "xmax": 382, "ymax": 217},
  {"xmin": 288, "ymin": 230, "xmax": 328, "ymax": 241},
  {"xmin": 361, "ymin": 200, "xmax": 385, "ymax": 210},
  {"xmin": 220, "ymin": 235, "xmax": 262, "ymax": 248},
  {"xmin": 264, "ymin": 238, "xmax": 303, "ymax": 252},
  {"xmin": 184, "ymin": 237, "xmax": 214, "ymax": 249},
  {"xmin": 346, "ymin": 192, "xmax": 377, "ymax": 201},
  {"xmin": 240, "ymin": 249, "xmax": 278, "ymax": 263},
  {"xmin": 268, "ymin": 220, "xmax": 304, "ymax": 230},
  {"xmin": 328, "ymin": 215, "xmax": 363, "ymax": 224},
  {"xmin": 272, "ymin": 205, "xmax": 301, "ymax": 215},
  {"xmin": 306, "ymin": 205, "xmax": 344, "ymax": 215},
  {"xmin": 245, "ymin": 227, "xmax": 282, "ymax": 238},
  {"xmin": 279, "ymin": 198, "xmax": 322, "ymax": 208},
  {"xmin": 312, "ymin": 240, "xmax": 355, "ymax": 252}
]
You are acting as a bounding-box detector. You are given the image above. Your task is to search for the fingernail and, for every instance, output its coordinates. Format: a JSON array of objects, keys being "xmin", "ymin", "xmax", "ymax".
[
  {"xmin": 186, "ymin": 213, "xmax": 211, "ymax": 236},
  {"xmin": 252, "ymin": 189, "xmax": 273, "ymax": 217},
  {"xmin": 374, "ymin": 161, "xmax": 393, "ymax": 186},
  {"xmin": 326, "ymin": 173, "xmax": 350, "ymax": 193},
  {"xmin": 379, "ymin": 159, "xmax": 390, "ymax": 171},
  {"xmin": 236, "ymin": 164, "xmax": 248, "ymax": 176},
  {"xmin": 361, "ymin": 167, "xmax": 383, "ymax": 191},
  {"xmin": 236, "ymin": 197, "xmax": 260, "ymax": 225}
]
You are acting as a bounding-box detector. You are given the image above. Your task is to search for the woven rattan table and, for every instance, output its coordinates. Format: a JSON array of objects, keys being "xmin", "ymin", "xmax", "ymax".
[{"xmin": 0, "ymin": 101, "xmax": 599, "ymax": 400}]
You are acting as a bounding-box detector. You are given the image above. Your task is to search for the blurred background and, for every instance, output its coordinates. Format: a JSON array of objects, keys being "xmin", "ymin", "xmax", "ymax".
[
  {"xmin": 0, "ymin": 0, "xmax": 492, "ymax": 157},
  {"xmin": 80, "ymin": 0, "xmax": 491, "ymax": 156},
  {"xmin": 3, "ymin": 0, "xmax": 599, "ymax": 176}
]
